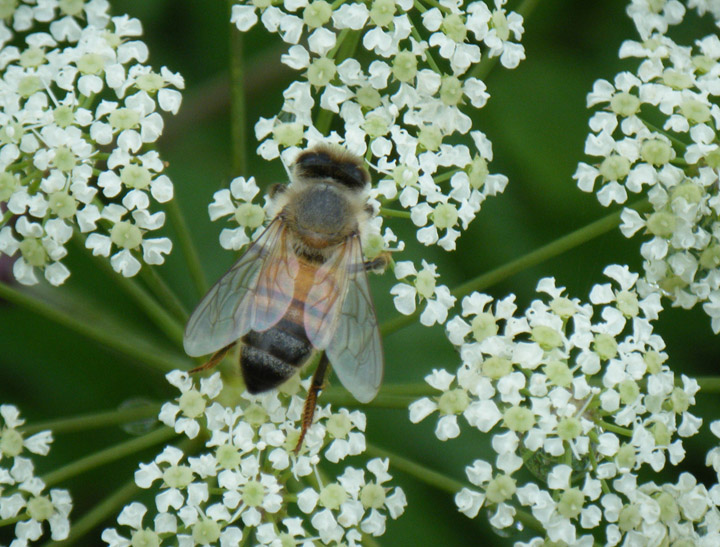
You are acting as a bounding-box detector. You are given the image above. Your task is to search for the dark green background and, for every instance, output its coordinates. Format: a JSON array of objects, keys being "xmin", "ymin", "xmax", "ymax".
[{"xmin": 1, "ymin": 1, "xmax": 719, "ymax": 545}]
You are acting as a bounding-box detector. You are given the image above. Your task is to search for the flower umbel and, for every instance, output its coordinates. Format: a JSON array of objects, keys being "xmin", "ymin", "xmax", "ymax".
[
  {"xmin": 0, "ymin": 405, "xmax": 72, "ymax": 545},
  {"xmin": 105, "ymin": 371, "xmax": 406, "ymax": 545},
  {"xmin": 0, "ymin": 0, "xmax": 184, "ymax": 285}
]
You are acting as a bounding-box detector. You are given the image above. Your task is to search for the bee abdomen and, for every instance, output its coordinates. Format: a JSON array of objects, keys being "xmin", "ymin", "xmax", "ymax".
[{"xmin": 240, "ymin": 320, "xmax": 312, "ymax": 393}]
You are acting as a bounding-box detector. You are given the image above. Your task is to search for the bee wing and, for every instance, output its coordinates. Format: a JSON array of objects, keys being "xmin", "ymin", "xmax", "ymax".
[
  {"xmin": 183, "ymin": 218, "xmax": 298, "ymax": 357},
  {"xmin": 304, "ymin": 236, "xmax": 383, "ymax": 403}
]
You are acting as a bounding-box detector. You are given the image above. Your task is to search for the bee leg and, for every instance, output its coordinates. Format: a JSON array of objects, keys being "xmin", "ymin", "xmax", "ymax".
[
  {"xmin": 188, "ymin": 342, "xmax": 236, "ymax": 374},
  {"xmin": 294, "ymin": 353, "xmax": 330, "ymax": 454},
  {"xmin": 363, "ymin": 252, "xmax": 390, "ymax": 274}
]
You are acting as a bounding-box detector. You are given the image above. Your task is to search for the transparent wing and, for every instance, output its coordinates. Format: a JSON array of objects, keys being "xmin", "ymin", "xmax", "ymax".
[
  {"xmin": 183, "ymin": 218, "xmax": 298, "ymax": 356},
  {"xmin": 304, "ymin": 236, "xmax": 383, "ymax": 403}
]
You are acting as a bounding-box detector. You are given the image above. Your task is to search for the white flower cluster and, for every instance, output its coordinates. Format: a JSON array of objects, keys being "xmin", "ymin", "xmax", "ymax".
[
  {"xmin": 0, "ymin": 404, "xmax": 72, "ymax": 545},
  {"xmin": 409, "ymin": 265, "xmax": 711, "ymax": 544},
  {"xmin": 229, "ymin": 0, "xmax": 520, "ymax": 254},
  {"xmin": 104, "ymin": 370, "xmax": 406, "ymax": 546},
  {"xmin": 574, "ymin": 3, "xmax": 720, "ymax": 332},
  {"xmin": 0, "ymin": 0, "xmax": 184, "ymax": 285}
]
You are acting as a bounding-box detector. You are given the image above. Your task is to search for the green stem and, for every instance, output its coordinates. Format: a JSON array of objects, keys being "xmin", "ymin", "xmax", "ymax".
[
  {"xmin": 20, "ymin": 403, "xmax": 161, "ymax": 436},
  {"xmin": 1, "ymin": 209, "xmax": 12, "ymax": 228},
  {"xmin": 595, "ymin": 419, "xmax": 633, "ymax": 437},
  {"xmin": 165, "ymin": 196, "xmax": 208, "ymax": 299},
  {"xmin": 639, "ymin": 116, "xmax": 688, "ymax": 152},
  {"xmin": 698, "ymin": 376, "xmax": 720, "ymax": 393},
  {"xmin": 0, "ymin": 282, "xmax": 190, "ymax": 373},
  {"xmin": 380, "ymin": 207, "xmax": 413, "ymax": 219},
  {"xmin": 380, "ymin": 199, "xmax": 652, "ymax": 337},
  {"xmin": 78, "ymin": 237, "xmax": 184, "ymax": 347},
  {"xmin": 42, "ymin": 426, "xmax": 176, "ymax": 487},
  {"xmin": 364, "ymin": 443, "xmax": 465, "ymax": 494},
  {"xmin": 41, "ymin": 479, "xmax": 140, "ymax": 547},
  {"xmin": 139, "ymin": 264, "xmax": 189, "ymax": 322},
  {"xmin": 228, "ymin": 1, "xmax": 248, "ymax": 177}
]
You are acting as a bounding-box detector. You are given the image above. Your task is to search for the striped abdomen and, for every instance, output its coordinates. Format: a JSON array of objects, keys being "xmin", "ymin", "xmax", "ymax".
[{"xmin": 239, "ymin": 259, "xmax": 318, "ymax": 393}]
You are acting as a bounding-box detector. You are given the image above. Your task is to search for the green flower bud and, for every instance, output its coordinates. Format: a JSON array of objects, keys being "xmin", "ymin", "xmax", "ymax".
[
  {"xmin": 356, "ymin": 86, "xmax": 382, "ymax": 109},
  {"xmin": 640, "ymin": 138, "xmax": 673, "ymax": 166},
  {"xmin": 0, "ymin": 0, "xmax": 19, "ymax": 19},
  {"xmin": 599, "ymin": 154, "xmax": 631, "ymax": 181},
  {"xmin": 242, "ymin": 480, "xmax": 265, "ymax": 507},
  {"xmin": 0, "ymin": 172, "xmax": 20, "ymax": 202},
  {"xmin": 136, "ymin": 72, "xmax": 165, "ymax": 92},
  {"xmin": 20, "ymin": 47, "xmax": 45, "ymax": 68},
  {"xmin": 18, "ymin": 75, "xmax": 42, "ymax": 97},
  {"xmin": 503, "ymin": 405, "xmax": 535, "ymax": 432},
  {"xmin": 130, "ymin": 529, "xmax": 160, "ymax": 547},
  {"xmin": 110, "ymin": 221, "xmax": 142, "ymax": 250},
  {"xmin": 307, "ymin": 57, "xmax": 336, "ymax": 87},
  {"xmin": 545, "ymin": 361, "xmax": 572, "ymax": 387},
  {"xmin": 645, "ymin": 211, "xmax": 676, "ymax": 237},
  {"xmin": 531, "ymin": 325, "xmax": 563, "ymax": 350},
  {"xmin": 467, "ymin": 156, "xmax": 488, "ymax": 190},
  {"xmin": 77, "ymin": 53, "xmax": 105, "ymax": 75},
  {"xmin": 49, "ymin": 192, "xmax": 77, "ymax": 219},
  {"xmin": 680, "ymin": 99, "xmax": 711, "ymax": 124},
  {"xmin": 392, "ymin": 51, "xmax": 417, "ymax": 83},
  {"xmin": 216, "ymin": 444, "xmax": 241, "ymax": 469},
  {"xmin": 370, "ymin": 0, "xmax": 395, "ymax": 27},
  {"xmin": 481, "ymin": 356, "xmax": 511, "ymax": 379},
  {"xmin": 485, "ymin": 474, "xmax": 516, "ymax": 504},
  {"xmin": 327, "ymin": 413, "xmax": 352, "ymax": 438},
  {"xmin": 558, "ymin": 488, "xmax": 584, "ymax": 518},
  {"xmin": 557, "ymin": 416, "xmax": 581, "ymax": 440},
  {"xmin": 662, "ymin": 69, "xmax": 693, "ymax": 89},
  {"xmin": 700, "ymin": 244, "xmax": 720, "ymax": 269},
  {"xmin": 19, "ymin": 238, "xmax": 47, "ymax": 267},
  {"xmin": 415, "ymin": 269, "xmax": 436, "ymax": 299},
  {"xmin": 440, "ymin": 76, "xmax": 463, "ymax": 106},
  {"xmin": 192, "ymin": 519, "xmax": 221, "ymax": 545},
  {"xmin": 109, "ymin": 108, "xmax": 140, "ymax": 130},
  {"xmin": 610, "ymin": 92, "xmax": 640, "ymax": 117},
  {"xmin": 27, "ymin": 496, "xmax": 54, "ymax": 521},
  {"xmin": 60, "ymin": 0, "xmax": 85, "ymax": 16},
  {"xmin": 432, "ymin": 203, "xmax": 458, "ymax": 229},
  {"xmin": 619, "ymin": 379, "xmax": 639, "ymax": 404},
  {"xmin": 319, "ymin": 483, "xmax": 347, "ymax": 510},
  {"xmin": 53, "ymin": 106, "xmax": 75, "ymax": 128},
  {"xmin": 303, "ymin": 0, "xmax": 332, "ymax": 28},
  {"xmin": 163, "ymin": 464, "xmax": 193, "ymax": 488},
  {"xmin": 244, "ymin": 403, "xmax": 268, "ymax": 426},
  {"xmin": 234, "ymin": 203, "xmax": 265, "ymax": 229},
  {"xmin": 471, "ymin": 312, "xmax": 498, "ymax": 342},
  {"xmin": 178, "ymin": 390, "xmax": 205, "ymax": 418},
  {"xmin": 121, "ymin": 164, "xmax": 152, "ymax": 190},
  {"xmin": 360, "ymin": 483, "xmax": 387, "ymax": 509},
  {"xmin": 0, "ymin": 428, "xmax": 24, "ymax": 457},
  {"xmin": 593, "ymin": 333, "xmax": 618, "ymax": 360},
  {"xmin": 272, "ymin": 122, "xmax": 304, "ymax": 147},
  {"xmin": 616, "ymin": 289, "xmax": 639, "ymax": 317},
  {"xmin": 437, "ymin": 388, "xmax": 469, "ymax": 415},
  {"xmin": 442, "ymin": 13, "xmax": 467, "ymax": 42}
]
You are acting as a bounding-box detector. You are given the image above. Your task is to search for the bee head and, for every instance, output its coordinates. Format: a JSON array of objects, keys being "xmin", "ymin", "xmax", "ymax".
[{"xmin": 293, "ymin": 144, "xmax": 370, "ymax": 191}]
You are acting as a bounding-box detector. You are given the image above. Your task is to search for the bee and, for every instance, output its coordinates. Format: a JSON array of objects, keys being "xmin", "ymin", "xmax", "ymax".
[{"xmin": 183, "ymin": 144, "xmax": 386, "ymax": 451}]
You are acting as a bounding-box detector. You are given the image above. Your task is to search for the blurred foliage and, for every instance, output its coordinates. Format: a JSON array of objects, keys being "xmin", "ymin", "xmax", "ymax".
[{"xmin": 2, "ymin": 0, "xmax": 720, "ymax": 545}]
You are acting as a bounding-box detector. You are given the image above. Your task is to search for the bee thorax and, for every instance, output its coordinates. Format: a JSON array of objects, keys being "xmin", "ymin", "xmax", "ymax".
[{"xmin": 290, "ymin": 185, "xmax": 355, "ymax": 247}]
